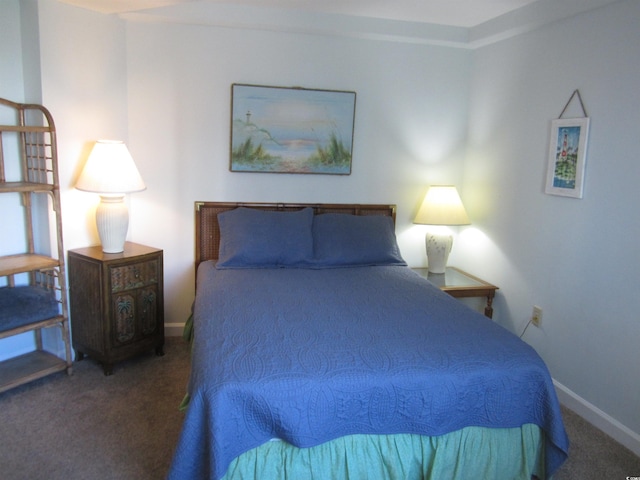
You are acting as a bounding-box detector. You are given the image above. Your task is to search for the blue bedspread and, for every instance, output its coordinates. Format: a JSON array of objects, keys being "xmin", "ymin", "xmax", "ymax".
[{"xmin": 169, "ymin": 262, "xmax": 568, "ymax": 479}]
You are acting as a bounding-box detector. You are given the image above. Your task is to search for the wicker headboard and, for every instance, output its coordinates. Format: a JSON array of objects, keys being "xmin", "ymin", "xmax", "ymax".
[{"xmin": 195, "ymin": 202, "xmax": 397, "ymax": 269}]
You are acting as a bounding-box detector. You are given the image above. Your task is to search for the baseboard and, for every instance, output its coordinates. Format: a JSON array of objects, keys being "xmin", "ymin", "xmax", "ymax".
[
  {"xmin": 164, "ymin": 322, "xmax": 185, "ymax": 338},
  {"xmin": 554, "ymin": 378, "xmax": 640, "ymax": 456}
]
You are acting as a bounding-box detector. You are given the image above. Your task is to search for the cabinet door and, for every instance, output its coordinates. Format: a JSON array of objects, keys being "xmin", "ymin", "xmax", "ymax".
[
  {"xmin": 138, "ymin": 285, "xmax": 159, "ymax": 336},
  {"xmin": 110, "ymin": 257, "xmax": 160, "ymax": 346},
  {"xmin": 112, "ymin": 287, "xmax": 159, "ymax": 345},
  {"xmin": 113, "ymin": 292, "xmax": 136, "ymax": 344}
]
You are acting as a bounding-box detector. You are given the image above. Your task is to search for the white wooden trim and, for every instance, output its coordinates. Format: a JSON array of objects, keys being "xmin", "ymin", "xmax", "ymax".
[{"xmin": 554, "ymin": 378, "xmax": 640, "ymax": 456}]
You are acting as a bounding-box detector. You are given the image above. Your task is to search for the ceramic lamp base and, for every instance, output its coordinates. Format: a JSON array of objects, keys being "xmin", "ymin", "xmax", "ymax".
[
  {"xmin": 426, "ymin": 232, "xmax": 453, "ymax": 274},
  {"xmin": 96, "ymin": 194, "xmax": 129, "ymax": 253}
]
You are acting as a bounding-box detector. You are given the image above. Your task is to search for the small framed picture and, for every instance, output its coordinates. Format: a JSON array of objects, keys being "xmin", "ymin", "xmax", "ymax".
[
  {"xmin": 545, "ymin": 117, "xmax": 590, "ymax": 198},
  {"xmin": 230, "ymin": 84, "xmax": 356, "ymax": 175}
]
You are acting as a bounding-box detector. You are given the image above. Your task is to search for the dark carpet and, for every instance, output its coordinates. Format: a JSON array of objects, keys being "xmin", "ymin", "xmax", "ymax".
[{"xmin": 0, "ymin": 337, "xmax": 189, "ymax": 480}]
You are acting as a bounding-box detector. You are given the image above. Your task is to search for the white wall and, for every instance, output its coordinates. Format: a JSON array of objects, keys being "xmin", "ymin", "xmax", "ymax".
[
  {"xmin": 36, "ymin": 0, "xmax": 130, "ymax": 251},
  {"xmin": 123, "ymin": 15, "xmax": 472, "ymax": 332},
  {"xmin": 2, "ymin": 0, "xmax": 471, "ymax": 355},
  {"xmin": 461, "ymin": 0, "xmax": 640, "ymax": 444},
  {"xmin": 0, "ymin": 0, "xmax": 31, "ymax": 359},
  {"xmin": 1, "ymin": 0, "xmax": 638, "ymax": 454},
  {"xmin": 0, "ymin": 1, "xmax": 25, "ymax": 104}
]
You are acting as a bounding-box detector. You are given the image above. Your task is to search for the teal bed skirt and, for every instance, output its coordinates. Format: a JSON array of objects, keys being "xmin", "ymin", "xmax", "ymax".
[{"xmin": 222, "ymin": 425, "xmax": 546, "ymax": 480}]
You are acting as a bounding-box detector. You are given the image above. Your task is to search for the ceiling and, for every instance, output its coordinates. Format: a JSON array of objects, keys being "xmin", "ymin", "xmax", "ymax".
[{"xmin": 59, "ymin": 0, "xmax": 542, "ymax": 28}]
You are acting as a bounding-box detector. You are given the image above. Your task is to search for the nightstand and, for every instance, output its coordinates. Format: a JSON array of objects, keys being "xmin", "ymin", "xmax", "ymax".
[
  {"xmin": 68, "ymin": 242, "xmax": 164, "ymax": 375},
  {"xmin": 412, "ymin": 266, "xmax": 498, "ymax": 318}
]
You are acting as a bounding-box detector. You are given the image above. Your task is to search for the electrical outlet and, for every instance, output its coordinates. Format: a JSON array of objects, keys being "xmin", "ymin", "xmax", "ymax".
[{"xmin": 532, "ymin": 306, "xmax": 543, "ymax": 327}]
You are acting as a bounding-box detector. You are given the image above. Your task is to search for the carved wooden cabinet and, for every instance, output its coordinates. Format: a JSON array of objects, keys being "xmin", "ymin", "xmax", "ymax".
[{"xmin": 68, "ymin": 242, "xmax": 164, "ymax": 375}]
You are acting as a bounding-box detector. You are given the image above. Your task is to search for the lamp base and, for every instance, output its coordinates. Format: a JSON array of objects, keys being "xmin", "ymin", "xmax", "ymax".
[
  {"xmin": 426, "ymin": 232, "xmax": 453, "ymax": 274},
  {"xmin": 96, "ymin": 195, "xmax": 129, "ymax": 253}
]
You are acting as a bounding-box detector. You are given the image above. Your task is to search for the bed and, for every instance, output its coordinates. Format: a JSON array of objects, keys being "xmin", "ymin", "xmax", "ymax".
[{"xmin": 168, "ymin": 202, "xmax": 568, "ymax": 480}]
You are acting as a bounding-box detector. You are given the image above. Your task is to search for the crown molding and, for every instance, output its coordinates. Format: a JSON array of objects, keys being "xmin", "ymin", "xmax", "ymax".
[{"xmin": 119, "ymin": 0, "xmax": 621, "ymax": 49}]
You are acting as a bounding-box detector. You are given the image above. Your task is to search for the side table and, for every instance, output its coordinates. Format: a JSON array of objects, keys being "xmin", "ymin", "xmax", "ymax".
[
  {"xmin": 68, "ymin": 242, "xmax": 164, "ymax": 375},
  {"xmin": 412, "ymin": 266, "xmax": 499, "ymax": 318}
]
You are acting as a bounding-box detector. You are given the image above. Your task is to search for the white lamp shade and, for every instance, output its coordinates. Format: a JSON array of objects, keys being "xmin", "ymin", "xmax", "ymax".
[
  {"xmin": 76, "ymin": 140, "xmax": 146, "ymax": 194},
  {"xmin": 76, "ymin": 140, "xmax": 146, "ymax": 253},
  {"xmin": 413, "ymin": 185, "xmax": 470, "ymax": 226}
]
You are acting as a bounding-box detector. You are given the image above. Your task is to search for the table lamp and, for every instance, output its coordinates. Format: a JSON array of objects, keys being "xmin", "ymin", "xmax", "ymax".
[
  {"xmin": 413, "ymin": 185, "xmax": 470, "ymax": 274},
  {"xmin": 76, "ymin": 140, "xmax": 146, "ymax": 253}
]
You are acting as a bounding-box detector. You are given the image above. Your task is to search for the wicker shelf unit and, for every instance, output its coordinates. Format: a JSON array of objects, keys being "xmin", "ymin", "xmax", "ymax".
[{"xmin": 0, "ymin": 97, "xmax": 73, "ymax": 393}]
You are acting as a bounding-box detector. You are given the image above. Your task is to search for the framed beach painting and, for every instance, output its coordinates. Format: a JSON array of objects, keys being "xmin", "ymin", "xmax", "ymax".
[
  {"xmin": 545, "ymin": 117, "xmax": 590, "ymax": 198},
  {"xmin": 230, "ymin": 84, "xmax": 356, "ymax": 175}
]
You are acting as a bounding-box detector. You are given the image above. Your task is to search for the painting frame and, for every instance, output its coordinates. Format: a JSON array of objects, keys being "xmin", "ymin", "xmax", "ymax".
[
  {"xmin": 230, "ymin": 84, "xmax": 356, "ymax": 175},
  {"xmin": 545, "ymin": 117, "xmax": 590, "ymax": 198}
]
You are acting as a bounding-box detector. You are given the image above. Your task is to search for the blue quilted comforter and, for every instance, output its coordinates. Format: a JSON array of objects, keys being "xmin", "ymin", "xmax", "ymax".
[{"xmin": 169, "ymin": 262, "xmax": 568, "ymax": 479}]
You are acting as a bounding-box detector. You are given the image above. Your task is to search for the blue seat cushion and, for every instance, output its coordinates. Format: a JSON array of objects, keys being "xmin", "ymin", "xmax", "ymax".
[{"xmin": 0, "ymin": 286, "xmax": 59, "ymax": 333}]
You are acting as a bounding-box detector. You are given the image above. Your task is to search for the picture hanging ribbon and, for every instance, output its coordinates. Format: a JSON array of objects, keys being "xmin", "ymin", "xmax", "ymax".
[{"xmin": 558, "ymin": 89, "xmax": 588, "ymax": 118}]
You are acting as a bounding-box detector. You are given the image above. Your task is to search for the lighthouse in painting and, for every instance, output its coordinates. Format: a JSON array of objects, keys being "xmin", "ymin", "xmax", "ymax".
[{"xmin": 560, "ymin": 129, "xmax": 569, "ymax": 162}]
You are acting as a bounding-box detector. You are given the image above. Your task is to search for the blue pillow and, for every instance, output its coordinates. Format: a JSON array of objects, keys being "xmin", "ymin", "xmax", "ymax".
[
  {"xmin": 313, "ymin": 213, "xmax": 407, "ymax": 267},
  {"xmin": 217, "ymin": 207, "xmax": 314, "ymax": 269}
]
